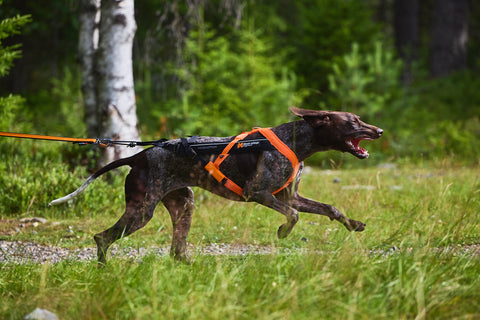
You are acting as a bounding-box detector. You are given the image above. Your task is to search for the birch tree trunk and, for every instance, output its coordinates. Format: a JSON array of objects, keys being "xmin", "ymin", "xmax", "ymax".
[
  {"xmin": 96, "ymin": 0, "xmax": 141, "ymax": 165},
  {"xmin": 79, "ymin": 0, "xmax": 101, "ymax": 137}
]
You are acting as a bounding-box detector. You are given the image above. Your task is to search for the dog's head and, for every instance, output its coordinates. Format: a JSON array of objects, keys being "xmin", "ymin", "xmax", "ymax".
[{"xmin": 290, "ymin": 107, "xmax": 383, "ymax": 159}]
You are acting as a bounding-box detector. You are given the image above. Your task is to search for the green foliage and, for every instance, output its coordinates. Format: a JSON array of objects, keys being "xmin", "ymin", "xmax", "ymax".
[
  {"xmin": 322, "ymin": 40, "xmax": 480, "ymax": 163},
  {"xmin": 0, "ymin": 139, "xmax": 124, "ymax": 218},
  {"xmin": 156, "ymin": 26, "xmax": 300, "ymax": 137},
  {"xmin": 0, "ymin": 4, "xmax": 31, "ymax": 78},
  {"xmin": 325, "ymin": 41, "xmax": 403, "ymax": 120},
  {"xmin": 264, "ymin": 0, "xmax": 384, "ymax": 105},
  {"xmin": 0, "ymin": 0, "xmax": 78, "ymax": 94},
  {"xmin": 2, "ymin": 0, "xmax": 479, "ymax": 165},
  {"xmin": 382, "ymin": 71, "xmax": 480, "ymax": 162},
  {"xmin": 0, "ymin": 6, "xmax": 98, "ymax": 218},
  {"xmin": 0, "ymin": 65, "xmax": 99, "ymax": 219},
  {"xmin": 303, "ymin": 41, "xmax": 402, "ymax": 166},
  {"xmin": 29, "ymin": 67, "xmax": 85, "ymax": 136},
  {"xmin": 0, "ymin": 94, "xmax": 26, "ymax": 131},
  {"xmin": 0, "ymin": 1, "xmax": 31, "ymax": 132}
]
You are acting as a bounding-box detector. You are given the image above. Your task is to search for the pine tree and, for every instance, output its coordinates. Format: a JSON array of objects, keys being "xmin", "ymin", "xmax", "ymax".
[{"xmin": 0, "ymin": 0, "xmax": 31, "ymax": 130}]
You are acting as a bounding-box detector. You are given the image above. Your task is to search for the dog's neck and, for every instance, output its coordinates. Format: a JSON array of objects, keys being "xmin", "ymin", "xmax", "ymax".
[{"xmin": 271, "ymin": 120, "xmax": 333, "ymax": 162}]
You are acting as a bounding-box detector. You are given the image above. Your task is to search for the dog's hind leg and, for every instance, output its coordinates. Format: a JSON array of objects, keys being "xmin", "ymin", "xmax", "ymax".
[
  {"xmin": 94, "ymin": 167, "xmax": 162, "ymax": 266},
  {"xmin": 162, "ymin": 187, "xmax": 194, "ymax": 262}
]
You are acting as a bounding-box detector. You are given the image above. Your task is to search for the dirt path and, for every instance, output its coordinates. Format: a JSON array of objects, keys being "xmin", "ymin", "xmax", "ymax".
[
  {"xmin": 1, "ymin": 240, "xmax": 479, "ymax": 265},
  {"xmin": 0, "ymin": 240, "xmax": 293, "ymax": 264}
]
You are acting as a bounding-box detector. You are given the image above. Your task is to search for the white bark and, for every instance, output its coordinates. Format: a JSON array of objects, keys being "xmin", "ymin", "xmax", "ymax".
[
  {"xmin": 79, "ymin": 0, "xmax": 101, "ymax": 136},
  {"xmin": 96, "ymin": 0, "xmax": 141, "ymax": 164}
]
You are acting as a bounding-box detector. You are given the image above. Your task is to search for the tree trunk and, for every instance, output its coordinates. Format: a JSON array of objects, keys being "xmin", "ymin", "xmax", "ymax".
[
  {"xmin": 430, "ymin": 0, "xmax": 469, "ymax": 77},
  {"xmin": 394, "ymin": 0, "xmax": 418, "ymax": 85},
  {"xmin": 96, "ymin": 0, "xmax": 141, "ymax": 165},
  {"xmin": 79, "ymin": 0, "xmax": 101, "ymax": 137}
]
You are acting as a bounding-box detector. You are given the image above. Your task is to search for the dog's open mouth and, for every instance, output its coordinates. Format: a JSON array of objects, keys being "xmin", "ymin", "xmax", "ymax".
[{"xmin": 345, "ymin": 138, "xmax": 371, "ymax": 159}]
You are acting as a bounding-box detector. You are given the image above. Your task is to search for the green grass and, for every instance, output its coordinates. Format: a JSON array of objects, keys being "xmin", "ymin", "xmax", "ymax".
[{"xmin": 1, "ymin": 161, "xmax": 480, "ymax": 319}]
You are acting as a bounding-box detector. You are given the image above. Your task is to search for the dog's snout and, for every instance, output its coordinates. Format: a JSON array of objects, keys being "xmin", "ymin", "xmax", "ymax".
[{"xmin": 376, "ymin": 128, "xmax": 383, "ymax": 136}]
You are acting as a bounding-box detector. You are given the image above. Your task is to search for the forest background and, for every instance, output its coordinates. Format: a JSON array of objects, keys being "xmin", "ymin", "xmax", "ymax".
[
  {"xmin": 1, "ymin": 0, "xmax": 479, "ymax": 167},
  {"xmin": 1, "ymin": 2, "xmax": 480, "ymax": 318}
]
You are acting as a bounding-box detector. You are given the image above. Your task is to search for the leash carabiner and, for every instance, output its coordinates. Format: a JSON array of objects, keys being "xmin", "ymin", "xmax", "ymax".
[{"xmin": 95, "ymin": 139, "xmax": 113, "ymax": 148}]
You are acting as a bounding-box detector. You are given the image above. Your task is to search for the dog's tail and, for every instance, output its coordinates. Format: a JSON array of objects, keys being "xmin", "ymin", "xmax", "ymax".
[{"xmin": 49, "ymin": 155, "xmax": 135, "ymax": 206}]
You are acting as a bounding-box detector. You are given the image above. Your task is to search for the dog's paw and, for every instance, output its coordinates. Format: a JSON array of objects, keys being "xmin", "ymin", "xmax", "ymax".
[
  {"xmin": 277, "ymin": 224, "xmax": 292, "ymax": 239},
  {"xmin": 343, "ymin": 219, "xmax": 366, "ymax": 232}
]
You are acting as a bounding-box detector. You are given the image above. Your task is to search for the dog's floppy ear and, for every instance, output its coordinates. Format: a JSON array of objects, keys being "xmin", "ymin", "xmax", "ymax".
[{"xmin": 289, "ymin": 106, "xmax": 331, "ymax": 127}]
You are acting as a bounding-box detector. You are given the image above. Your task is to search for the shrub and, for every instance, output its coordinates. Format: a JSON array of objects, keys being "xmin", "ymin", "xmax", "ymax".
[
  {"xmin": 325, "ymin": 41, "xmax": 403, "ymax": 121},
  {"xmin": 156, "ymin": 26, "xmax": 300, "ymax": 137},
  {"xmin": 387, "ymin": 71, "xmax": 480, "ymax": 162}
]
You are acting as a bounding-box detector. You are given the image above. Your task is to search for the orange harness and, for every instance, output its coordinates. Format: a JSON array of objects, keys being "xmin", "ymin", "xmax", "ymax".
[{"xmin": 204, "ymin": 128, "xmax": 300, "ymax": 197}]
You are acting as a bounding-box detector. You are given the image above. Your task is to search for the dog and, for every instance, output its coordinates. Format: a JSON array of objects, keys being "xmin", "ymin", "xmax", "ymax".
[{"xmin": 50, "ymin": 107, "xmax": 383, "ymax": 265}]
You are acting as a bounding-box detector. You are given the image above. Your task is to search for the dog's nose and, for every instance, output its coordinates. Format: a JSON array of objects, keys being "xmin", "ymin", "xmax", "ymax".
[{"xmin": 377, "ymin": 128, "xmax": 383, "ymax": 136}]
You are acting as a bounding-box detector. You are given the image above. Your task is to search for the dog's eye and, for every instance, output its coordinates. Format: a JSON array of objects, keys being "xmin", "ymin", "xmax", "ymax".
[{"xmin": 347, "ymin": 118, "xmax": 360, "ymax": 130}]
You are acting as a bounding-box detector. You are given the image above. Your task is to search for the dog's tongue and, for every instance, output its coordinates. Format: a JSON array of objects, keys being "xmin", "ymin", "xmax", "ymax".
[{"xmin": 347, "ymin": 138, "xmax": 369, "ymax": 158}]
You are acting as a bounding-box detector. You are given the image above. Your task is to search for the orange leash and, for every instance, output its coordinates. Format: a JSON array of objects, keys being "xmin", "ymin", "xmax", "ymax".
[{"xmin": 0, "ymin": 131, "xmax": 108, "ymax": 147}]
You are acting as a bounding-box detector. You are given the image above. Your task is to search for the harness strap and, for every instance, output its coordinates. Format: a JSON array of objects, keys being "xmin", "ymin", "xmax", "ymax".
[
  {"xmin": 204, "ymin": 128, "xmax": 300, "ymax": 197},
  {"xmin": 257, "ymin": 128, "xmax": 300, "ymax": 194},
  {"xmin": 204, "ymin": 131, "xmax": 249, "ymax": 196}
]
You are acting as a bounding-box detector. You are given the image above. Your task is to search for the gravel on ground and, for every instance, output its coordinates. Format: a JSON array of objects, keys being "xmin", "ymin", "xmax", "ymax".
[{"xmin": 1, "ymin": 240, "xmax": 479, "ymax": 265}]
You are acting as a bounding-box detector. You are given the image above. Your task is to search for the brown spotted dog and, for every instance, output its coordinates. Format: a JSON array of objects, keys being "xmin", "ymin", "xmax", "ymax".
[{"xmin": 50, "ymin": 107, "xmax": 383, "ymax": 265}]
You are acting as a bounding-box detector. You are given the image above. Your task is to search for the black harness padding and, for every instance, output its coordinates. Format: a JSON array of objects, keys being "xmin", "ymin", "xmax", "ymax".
[
  {"xmin": 190, "ymin": 138, "xmax": 276, "ymax": 155},
  {"xmin": 124, "ymin": 135, "xmax": 277, "ymax": 165},
  {"xmin": 143, "ymin": 137, "xmax": 276, "ymax": 154},
  {"xmin": 177, "ymin": 136, "xmax": 207, "ymax": 165}
]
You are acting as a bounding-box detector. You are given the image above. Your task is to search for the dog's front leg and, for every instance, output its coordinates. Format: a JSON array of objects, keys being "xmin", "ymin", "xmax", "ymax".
[
  {"xmin": 287, "ymin": 193, "xmax": 365, "ymax": 232},
  {"xmin": 246, "ymin": 190, "xmax": 299, "ymax": 239}
]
